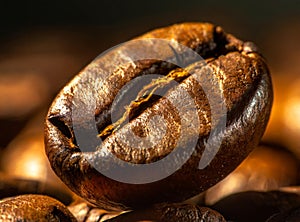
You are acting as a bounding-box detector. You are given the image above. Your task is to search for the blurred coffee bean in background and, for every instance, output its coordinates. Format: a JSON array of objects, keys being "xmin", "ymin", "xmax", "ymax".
[
  {"xmin": 0, "ymin": 28, "xmax": 106, "ymax": 148},
  {"xmin": 262, "ymin": 23, "xmax": 300, "ymax": 159},
  {"xmin": 0, "ymin": 111, "xmax": 73, "ymax": 204},
  {"xmin": 267, "ymin": 206, "xmax": 300, "ymax": 222},
  {"xmin": 211, "ymin": 191, "xmax": 300, "ymax": 222},
  {"xmin": 0, "ymin": 73, "xmax": 48, "ymax": 118},
  {"xmin": 204, "ymin": 144, "xmax": 300, "ymax": 205}
]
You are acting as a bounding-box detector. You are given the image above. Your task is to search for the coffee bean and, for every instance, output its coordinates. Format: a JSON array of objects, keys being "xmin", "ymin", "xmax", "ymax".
[
  {"xmin": 0, "ymin": 113, "xmax": 74, "ymax": 205},
  {"xmin": 44, "ymin": 22, "xmax": 273, "ymax": 211},
  {"xmin": 266, "ymin": 207, "xmax": 300, "ymax": 222},
  {"xmin": 68, "ymin": 199, "xmax": 120, "ymax": 222},
  {"xmin": 0, "ymin": 194, "xmax": 76, "ymax": 221},
  {"xmin": 211, "ymin": 191, "xmax": 300, "ymax": 222},
  {"xmin": 204, "ymin": 144, "xmax": 300, "ymax": 205},
  {"xmin": 105, "ymin": 203, "xmax": 226, "ymax": 222},
  {"xmin": 0, "ymin": 173, "xmax": 72, "ymax": 206}
]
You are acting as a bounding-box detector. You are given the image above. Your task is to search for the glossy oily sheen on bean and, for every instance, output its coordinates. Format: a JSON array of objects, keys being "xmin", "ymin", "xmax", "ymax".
[{"xmin": 45, "ymin": 23, "xmax": 273, "ymax": 211}]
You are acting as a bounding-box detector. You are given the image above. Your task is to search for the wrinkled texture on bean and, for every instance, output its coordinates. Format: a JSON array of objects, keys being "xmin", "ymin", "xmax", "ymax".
[{"xmin": 45, "ymin": 22, "xmax": 273, "ymax": 211}]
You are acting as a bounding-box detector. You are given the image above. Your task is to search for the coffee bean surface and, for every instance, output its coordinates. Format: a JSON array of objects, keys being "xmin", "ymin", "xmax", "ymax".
[{"xmin": 45, "ymin": 22, "xmax": 273, "ymax": 211}]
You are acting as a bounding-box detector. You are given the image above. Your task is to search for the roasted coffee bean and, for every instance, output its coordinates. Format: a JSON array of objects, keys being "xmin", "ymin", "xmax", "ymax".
[
  {"xmin": 0, "ymin": 194, "xmax": 77, "ymax": 221},
  {"xmin": 68, "ymin": 199, "xmax": 120, "ymax": 222},
  {"xmin": 0, "ymin": 172, "xmax": 72, "ymax": 205},
  {"xmin": 0, "ymin": 113, "xmax": 74, "ymax": 204},
  {"xmin": 44, "ymin": 22, "xmax": 273, "ymax": 211},
  {"xmin": 211, "ymin": 191, "xmax": 300, "ymax": 222},
  {"xmin": 204, "ymin": 144, "xmax": 300, "ymax": 205},
  {"xmin": 106, "ymin": 203, "xmax": 226, "ymax": 222},
  {"xmin": 266, "ymin": 207, "xmax": 300, "ymax": 222}
]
